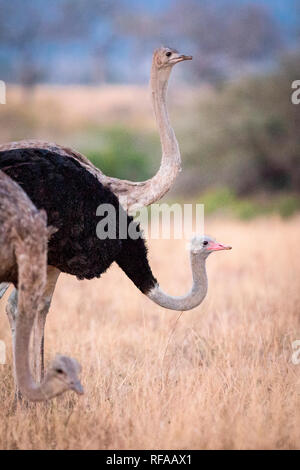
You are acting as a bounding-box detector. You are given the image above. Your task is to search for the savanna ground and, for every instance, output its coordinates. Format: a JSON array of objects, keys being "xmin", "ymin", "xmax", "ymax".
[{"xmin": 0, "ymin": 216, "xmax": 299, "ymax": 450}]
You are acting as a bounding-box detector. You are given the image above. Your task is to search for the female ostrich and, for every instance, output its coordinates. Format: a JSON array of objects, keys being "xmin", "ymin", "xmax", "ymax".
[
  {"xmin": 0, "ymin": 171, "xmax": 83, "ymax": 401},
  {"xmin": 0, "ymin": 47, "xmax": 193, "ymax": 212},
  {"xmin": 0, "ymin": 47, "xmax": 231, "ymax": 388}
]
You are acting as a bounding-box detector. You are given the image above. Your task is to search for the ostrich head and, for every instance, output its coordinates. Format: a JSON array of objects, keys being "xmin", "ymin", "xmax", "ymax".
[
  {"xmin": 190, "ymin": 235, "xmax": 232, "ymax": 258},
  {"xmin": 153, "ymin": 46, "xmax": 192, "ymax": 70},
  {"xmin": 45, "ymin": 354, "xmax": 84, "ymax": 395},
  {"xmin": 146, "ymin": 234, "xmax": 231, "ymax": 311}
]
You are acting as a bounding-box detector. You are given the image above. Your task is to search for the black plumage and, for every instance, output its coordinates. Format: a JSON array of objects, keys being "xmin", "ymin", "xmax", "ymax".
[{"xmin": 0, "ymin": 148, "xmax": 157, "ymax": 293}]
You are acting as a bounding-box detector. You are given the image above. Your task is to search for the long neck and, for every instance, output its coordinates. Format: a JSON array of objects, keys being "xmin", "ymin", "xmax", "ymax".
[
  {"xmin": 14, "ymin": 219, "xmax": 64, "ymax": 401},
  {"xmin": 96, "ymin": 62, "xmax": 182, "ymax": 213},
  {"xmin": 116, "ymin": 234, "xmax": 208, "ymax": 312},
  {"xmin": 150, "ymin": 64, "xmax": 181, "ymax": 176},
  {"xmin": 147, "ymin": 252, "xmax": 208, "ymax": 311},
  {"xmin": 14, "ymin": 313, "xmax": 60, "ymax": 401}
]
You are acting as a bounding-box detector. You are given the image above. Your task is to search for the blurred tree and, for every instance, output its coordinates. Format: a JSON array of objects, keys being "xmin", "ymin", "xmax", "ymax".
[
  {"xmin": 0, "ymin": 0, "xmax": 47, "ymax": 87},
  {"xmin": 47, "ymin": 0, "xmax": 118, "ymax": 83},
  {"xmin": 118, "ymin": 0, "xmax": 282, "ymax": 83},
  {"xmin": 176, "ymin": 52, "xmax": 300, "ymax": 196},
  {"xmin": 0, "ymin": 0, "xmax": 120, "ymax": 85},
  {"xmin": 0, "ymin": 0, "xmax": 293, "ymax": 85}
]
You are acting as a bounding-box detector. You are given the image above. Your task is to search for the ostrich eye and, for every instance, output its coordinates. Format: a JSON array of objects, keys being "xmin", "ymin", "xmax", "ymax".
[
  {"xmin": 56, "ymin": 368, "xmax": 64, "ymax": 374},
  {"xmin": 203, "ymin": 241, "xmax": 208, "ymax": 246},
  {"xmin": 166, "ymin": 51, "xmax": 172, "ymax": 57}
]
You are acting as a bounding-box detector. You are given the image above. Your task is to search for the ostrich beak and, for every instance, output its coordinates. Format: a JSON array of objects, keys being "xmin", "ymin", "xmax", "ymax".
[
  {"xmin": 71, "ymin": 380, "xmax": 84, "ymax": 395},
  {"xmin": 171, "ymin": 54, "xmax": 193, "ymax": 64},
  {"xmin": 208, "ymin": 242, "xmax": 232, "ymax": 251},
  {"xmin": 178, "ymin": 54, "xmax": 193, "ymax": 61}
]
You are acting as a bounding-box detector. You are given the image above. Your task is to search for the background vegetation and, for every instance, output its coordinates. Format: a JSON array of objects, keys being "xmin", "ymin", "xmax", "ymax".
[
  {"xmin": 1, "ymin": 52, "xmax": 299, "ymax": 218},
  {"xmin": 0, "ymin": 1, "xmax": 300, "ymax": 451},
  {"xmin": 1, "ymin": 0, "xmax": 299, "ymax": 218}
]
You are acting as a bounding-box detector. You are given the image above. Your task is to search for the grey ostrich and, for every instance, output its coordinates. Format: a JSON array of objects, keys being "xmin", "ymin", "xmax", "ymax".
[
  {"xmin": 0, "ymin": 171, "xmax": 83, "ymax": 401},
  {"xmin": 0, "ymin": 47, "xmax": 231, "ymax": 392}
]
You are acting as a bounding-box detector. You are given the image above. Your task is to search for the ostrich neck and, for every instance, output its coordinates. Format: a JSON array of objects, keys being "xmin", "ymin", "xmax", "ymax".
[
  {"xmin": 147, "ymin": 253, "xmax": 208, "ymax": 311},
  {"xmin": 106, "ymin": 64, "xmax": 182, "ymax": 213},
  {"xmin": 14, "ymin": 314, "xmax": 58, "ymax": 401},
  {"xmin": 13, "ymin": 226, "xmax": 61, "ymax": 402},
  {"xmin": 0, "ymin": 58, "xmax": 183, "ymax": 213},
  {"xmin": 150, "ymin": 66, "xmax": 181, "ymax": 165}
]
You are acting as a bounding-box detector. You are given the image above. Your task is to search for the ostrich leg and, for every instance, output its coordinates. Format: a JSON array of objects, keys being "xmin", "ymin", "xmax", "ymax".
[{"xmin": 6, "ymin": 266, "xmax": 60, "ymax": 398}]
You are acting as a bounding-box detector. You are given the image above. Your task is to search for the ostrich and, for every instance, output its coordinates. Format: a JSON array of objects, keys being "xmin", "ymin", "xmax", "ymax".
[
  {"xmin": 0, "ymin": 47, "xmax": 193, "ymax": 212},
  {"xmin": 0, "ymin": 148, "xmax": 231, "ymax": 391},
  {"xmin": 0, "ymin": 171, "xmax": 83, "ymax": 401},
  {"xmin": 0, "ymin": 47, "xmax": 231, "ymax": 389}
]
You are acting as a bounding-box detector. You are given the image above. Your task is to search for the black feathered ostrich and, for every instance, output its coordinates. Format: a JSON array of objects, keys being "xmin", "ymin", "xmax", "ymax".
[{"xmin": 0, "ymin": 47, "xmax": 231, "ymax": 390}]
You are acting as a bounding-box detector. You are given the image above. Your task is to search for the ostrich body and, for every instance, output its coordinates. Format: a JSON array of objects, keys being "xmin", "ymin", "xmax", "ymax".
[
  {"xmin": 0, "ymin": 171, "xmax": 83, "ymax": 401},
  {"xmin": 0, "ymin": 47, "xmax": 231, "ymax": 390}
]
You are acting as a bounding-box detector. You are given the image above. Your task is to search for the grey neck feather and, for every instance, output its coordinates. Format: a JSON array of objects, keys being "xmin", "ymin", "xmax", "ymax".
[
  {"xmin": 147, "ymin": 251, "xmax": 208, "ymax": 311},
  {"xmin": 14, "ymin": 315, "xmax": 60, "ymax": 401},
  {"xmin": 150, "ymin": 65, "xmax": 181, "ymax": 170},
  {"xmin": 104, "ymin": 61, "xmax": 182, "ymax": 212},
  {"xmin": 13, "ymin": 230, "xmax": 66, "ymax": 402}
]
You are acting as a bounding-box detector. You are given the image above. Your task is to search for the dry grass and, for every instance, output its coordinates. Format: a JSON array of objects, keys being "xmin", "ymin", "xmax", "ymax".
[
  {"xmin": 0, "ymin": 84, "xmax": 200, "ymax": 142},
  {"xmin": 0, "ymin": 216, "xmax": 300, "ymax": 450}
]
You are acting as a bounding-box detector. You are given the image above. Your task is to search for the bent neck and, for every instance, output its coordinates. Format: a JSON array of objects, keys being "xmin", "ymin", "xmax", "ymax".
[
  {"xmin": 147, "ymin": 252, "xmax": 208, "ymax": 311},
  {"xmin": 14, "ymin": 233, "xmax": 65, "ymax": 402},
  {"xmin": 89, "ymin": 58, "xmax": 183, "ymax": 213},
  {"xmin": 15, "ymin": 315, "xmax": 60, "ymax": 401}
]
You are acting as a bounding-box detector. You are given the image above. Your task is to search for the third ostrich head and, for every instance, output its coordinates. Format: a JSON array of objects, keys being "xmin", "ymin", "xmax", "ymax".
[
  {"xmin": 45, "ymin": 355, "xmax": 84, "ymax": 396},
  {"xmin": 153, "ymin": 46, "xmax": 193, "ymax": 70}
]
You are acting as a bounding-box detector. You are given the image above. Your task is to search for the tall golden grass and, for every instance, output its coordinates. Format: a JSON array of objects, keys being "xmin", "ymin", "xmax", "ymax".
[
  {"xmin": 0, "ymin": 84, "xmax": 203, "ymax": 143},
  {"xmin": 0, "ymin": 216, "xmax": 299, "ymax": 449}
]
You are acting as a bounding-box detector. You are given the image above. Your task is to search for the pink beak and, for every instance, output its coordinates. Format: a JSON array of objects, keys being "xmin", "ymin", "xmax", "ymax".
[{"xmin": 208, "ymin": 242, "xmax": 232, "ymax": 251}]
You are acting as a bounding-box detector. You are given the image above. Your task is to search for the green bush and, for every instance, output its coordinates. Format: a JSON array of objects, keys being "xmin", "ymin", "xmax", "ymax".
[
  {"xmin": 178, "ymin": 52, "xmax": 300, "ymax": 198},
  {"xmin": 80, "ymin": 126, "xmax": 158, "ymax": 181},
  {"xmin": 277, "ymin": 195, "xmax": 300, "ymax": 218},
  {"xmin": 194, "ymin": 187, "xmax": 300, "ymax": 220}
]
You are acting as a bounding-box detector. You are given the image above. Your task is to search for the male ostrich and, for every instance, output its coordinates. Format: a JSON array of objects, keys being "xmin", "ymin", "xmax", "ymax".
[
  {"xmin": 0, "ymin": 171, "xmax": 83, "ymax": 401},
  {"xmin": 0, "ymin": 47, "xmax": 231, "ymax": 388}
]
